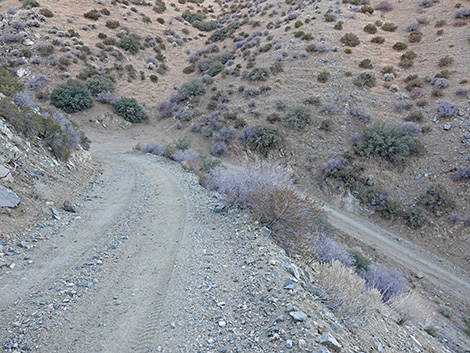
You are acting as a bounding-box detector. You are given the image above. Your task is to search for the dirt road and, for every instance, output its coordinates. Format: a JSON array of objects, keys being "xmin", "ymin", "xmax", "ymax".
[{"xmin": 0, "ymin": 138, "xmax": 468, "ymax": 352}]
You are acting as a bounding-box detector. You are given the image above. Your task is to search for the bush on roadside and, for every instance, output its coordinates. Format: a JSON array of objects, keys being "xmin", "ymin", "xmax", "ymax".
[
  {"xmin": 114, "ymin": 97, "xmax": 145, "ymax": 123},
  {"xmin": 360, "ymin": 264, "xmax": 406, "ymax": 302},
  {"xmin": 50, "ymin": 81, "xmax": 92, "ymax": 113},
  {"xmin": 317, "ymin": 261, "xmax": 383, "ymax": 323}
]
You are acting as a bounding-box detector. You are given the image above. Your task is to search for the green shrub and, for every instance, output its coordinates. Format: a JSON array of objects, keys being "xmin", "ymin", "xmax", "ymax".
[
  {"xmin": 283, "ymin": 105, "xmax": 313, "ymax": 130},
  {"xmin": 341, "ymin": 33, "xmax": 360, "ymax": 47},
  {"xmin": 178, "ymin": 80, "xmax": 206, "ymax": 100},
  {"xmin": 439, "ymin": 305, "xmax": 454, "ymax": 318},
  {"xmin": 417, "ymin": 185, "xmax": 455, "ymax": 215},
  {"xmin": 0, "ymin": 67, "xmax": 24, "ymax": 96},
  {"xmin": 50, "ymin": 81, "xmax": 92, "ymax": 113},
  {"xmin": 334, "ymin": 21, "xmax": 344, "ymax": 30},
  {"xmin": 37, "ymin": 44, "xmax": 55, "ymax": 57},
  {"xmin": 248, "ymin": 126, "xmax": 283, "ymax": 157},
  {"xmin": 364, "ymin": 24, "xmax": 377, "ymax": 34},
  {"xmin": 353, "ymin": 72, "xmax": 376, "ymax": 88},
  {"xmin": 150, "ymin": 75, "xmax": 158, "ymax": 83},
  {"xmin": 438, "ymin": 56, "xmax": 454, "ymax": 67},
  {"xmin": 182, "ymin": 10, "xmax": 204, "ymax": 23},
  {"xmin": 359, "ymin": 59, "xmax": 373, "ymax": 69},
  {"xmin": 157, "ymin": 17, "xmax": 165, "ymax": 24},
  {"xmin": 405, "ymin": 206, "xmax": 425, "ymax": 229},
  {"xmin": 120, "ymin": 35, "xmax": 140, "ymax": 54},
  {"xmin": 409, "ymin": 31, "xmax": 423, "ymax": 43},
  {"xmin": 392, "ymin": 42, "xmax": 408, "ymax": 51},
  {"xmin": 84, "ymin": 9, "xmax": 100, "ymax": 20},
  {"xmin": 361, "ymin": 4, "xmax": 374, "ymax": 13},
  {"xmin": 86, "ymin": 75, "xmax": 114, "ymax": 96},
  {"xmin": 317, "ymin": 71, "xmax": 331, "ymax": 83},
  {"xmin": 21, "ymin": 0, "xmax": 39, "ymax": 8},
  {"xmin": 371, "ymin": 36, "xmax": 385, "ymax": 44},
  {"xmin": 249, "ymin": 67, "xmax": 270, "ymax": 81},
  {"xmin": 359, "ymin": 123, "xmax": 422, "ymax": 162},
  {"xmin": 207, "ymin": 62, "xmax": 225, "ymax": 77},
  {"xmin": 382, "ymin": 22, "xmax": 398, "ymax": 32},
  {"xmin": 349, "ymin": 249, "xmax": 371, "ymax": 272},
  {"xmin": 153, "ymin": 0, "xmax": 166, "ymax": 13},
  {"xmin": 105, "ymin": 20, "xmax": 120, "ymax": 29},
  {"xmin": 194, "ymin": 20, "xmax": 218, "ymax": 32},
  {"xmin": 114, "ymin": 98, "xmax": 145, "ymax": 123},
  {"xmin": 39, "ymin": 8, "xmax": 54, "ymax": 17},
  {"xmin": 0, "ymin": 98, "xmax": 73, "ymax": 160}
]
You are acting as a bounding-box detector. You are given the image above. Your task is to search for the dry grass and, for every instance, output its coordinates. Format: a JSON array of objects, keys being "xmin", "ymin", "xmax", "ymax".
[
  {"xmin": 316, "ymin": 260, "xmax": 384, "ymax": 326},
  {"xmin": 387, "ymin": 292, "xmax": 432, "ymax": 325}
]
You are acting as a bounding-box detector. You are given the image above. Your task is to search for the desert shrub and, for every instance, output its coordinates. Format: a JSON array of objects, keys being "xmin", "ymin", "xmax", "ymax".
[
  {"xmin": 84, "ymin": 9, "xmax": 100, "ymax": 20},
  {"xmin": 452, "ymin": 166, "xmax": 470, "ymax": 182},
  {"xmin": 50, "ymin": 81, "xmax": 92, "ymax": 113},
  {"xmin": 171, "ymin": 148, "xmax": 199, "ymax": 162},
  {"xmin": 142, "ymin": 141, "xmax": 164, "ymax": 156},
  {"xmin": 317, "ymin": 261, "xmax": 383, "ymax": 323},
  {"xmin": 270, "ymin": 62, "xmax": 284, "ymax": 75},
  {"xmin": 388, "ymin": 293, "xmax": 430, "ymax": 325},
  {"xmin": 114, "ymin": 97, "xmax": 145, "ymax": 123},
  {"xmin": 106, "ymin": 20, "xmax": 120, "ymax": 29},
  {"xmin": 194, "ymin": 20, "xmax": 218, "ymax": 32},
  {"xmin": 371, "ymin": 36, "xmax": 385, "ymax": 44},
  {"xmin": 431, "ymin": 77, "xmax": 449, "ymax": 89},
  {"xmin": 349, "ymin": 249, "xmax": 371, "ymax": 272},
  {"xmin": 359, "ymin": 187, "xmax": 400, "ymax": 219},
  {"xmin": 208, "ymin": 161, "xmax": 325, "ymax": 250},
  {"xmin": 419, "ymin": 0, "xmax": 439, "ymax": 7},
  {"xmin": 359, "ymin": 59, "xmax": 373, "ymax": 69},
  {"xmin": 322, "ymin": 156, "xmax": 347, "ymax": 177},
  {"xmin": 392, "ymin": 42, "xmax": 408, "ymax": 51},
  {"xmin": 313, "ymin": 235, "xmax": 354, "ymax": 266},
  {"xmin": 406, "ymin": 20, "xmax": 421, "ymax": 32},
  {"xmin": 375, "ymin": 1, "xmax": 393, "ymax": 11},
  {"xmin": 247, "ymin": 126, "xmax": 283, "ymax": 156},
  {"xmin": 320, "ymin": 102, "xmax": 338, "ymax": 115},
  {"xmin": 405, "ymin": 206, "xmax": 425, "ymax": 229},
  {"xmin": 439, "ymin": 305, "xmax": 454, "ymax": 318},
  {"xmin": 86, "ymin": 75, "xmax": 115, "ymax": 96},
  {"xmin": 12, "ymin": 92, "xmax": 36, "ymax": 108},
  {"xmin": 26, "ymin": 74, "xmax": 49, "ymax": 90},
  {"xmin": 437, "ymin": 100, "xmax": 457, "ymax": 117},
  {"xmin": 207, "ymin": 62, "xmax": 224, "ymax": 77},
  {"xmin": 417, "ymin": 185, "xmax": 455, "ymax": 215},
  {"xmin": 21, "ymin": 0, "xmax": 40, "ymax": 8},
  {"xmin": 153, "ymin": 0, "xmax": 166, "ymax": 13},
  {"xmin": 0, "ymin": 68, "xmax": 24, "ymax": 97},
  {"xmin": 359, "ymin": 123, "xmax": 422, "ymax": 162},
  {"xmin": 334, "ymin": 21, "xmax": 344, "ymax": 30},
  {"xmin": 438, "ymin": 56, "xmax": 454, "ymax": 67},
  {"xmin": 341, "ymin": 33, "xmax": 360, "ymax": 47},
  {"xmin": 350, "ymin": 107, "xmax": 372, "ymax": 123},
  {"xmin": 455, "ymin": 7, "xmax": 470, "ymax": 18},
  {"xmin": 382, "ymin": 22, "xmax": 398, "ymax": 32},
  {"xmin": 306, "ymin": 43, "xmax": 330, "ymax": 52},
  {"xmin": 120, "ymin": 35, "xmax": 140, "ymax": 54},
  {"xmin": 317, "ymin": 71, "xmax": 331, "ymax": 83},
  {"xmin": 361, "ymin": 4, "xmax": 374, "ymax": 13},
  {"xmin": 182, "ymin": 10, "xmax": 204, "ymax": 23},
  {"xmin": 404, "ymin": 111, "xmax": 423, "ymax": 122},
  {"xmin": 39, "ymin": 8, "xmax": 53, "ymax": 17},
  {"xmin": 206, "ymin": 161, "xmax": 291, "ymax": 209},
  {"xmin": 178, "ymin": 80, "xmax": 206, "ymax": 100},
  {"xmin": 210, "ymin": 141, "xmax": 228, "ymax": 157},
  {"xmin": 364, "ymin": 24, "xmax": 377, "ymax": 34},
  {"xmin": 248, "ymin": 67, "xmax": 270, "ymax": 81},
  {"xmin": 361, "ymin": 264, "xmax": 406, "ymax": 302},
  {"xmin": 409, "ymin": 31, "xmax": 423, "ymax": 43},
  {"xmin": 353, "ymin": 72, "xmax": 376, "ymax": 88},
  {"xmin": 283, "ymin": 105, "xmax": 313, "ymax": 130}
]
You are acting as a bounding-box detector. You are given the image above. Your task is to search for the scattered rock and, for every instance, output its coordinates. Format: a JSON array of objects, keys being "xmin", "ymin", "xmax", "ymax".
[
  {"xmin": 259, "ymin": 226, "xmax": 272, "ymax": 236},
  {"xmin": 0, "ymin": 165, "xmax": 13, "ymax": 182},
  {"xmin": 286, "ymin": 339, "xmax": 293, "ymax": 348},
  {"xmin": 214, "ymin": 203, "xmax": 225, "ymax": 213},
  {"xmin": 289, "ymin": 311, "xmax": 307, "ymax": 322},
  {"xmin": 443, "ymin": 123, "xmax": 452, "ymax": 131},
  {"xmin": 284, "ymin": 278, "xmax": 295, "ymax": 290},
  {"xmin": 63, "ymin": 200, "xmax": 77, "ymax": 213},
  {"xmin": 319, "ymin": 332, "xmax": 342, "ymax": 352},
  {"xmin": 50, "ymin": 206, "xmax": 61, "ymax": 220},
  {"xmin": 0, "ymin": 187, "xmax": 21, "ymax": 208}
]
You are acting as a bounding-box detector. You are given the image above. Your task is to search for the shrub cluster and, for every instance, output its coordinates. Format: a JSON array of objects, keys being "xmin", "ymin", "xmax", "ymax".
[
  {"xmin": 247, "ymin": 126, "xmax": 283, "ymax": 156},
  {"xmin": 178, "ymin": 80, "xmax": 206, "ymax": 100},
  {"xmin": 114, "ymin": 98, "xmax": 145, "ymax": 123},
  {"xmin": 50, "ymin": 81, "xmax": 92, "ymax": 113},
  {"xmin": 282, "ymin": 105, "xmax": 313, "ymax": 130},
  {"xmin": 358, "ymin": 123, "xmax": 422, "ymax": 162},
  {"xmin": 86, "ymin": 75, "xmax": 115, "ymax": 96}
]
